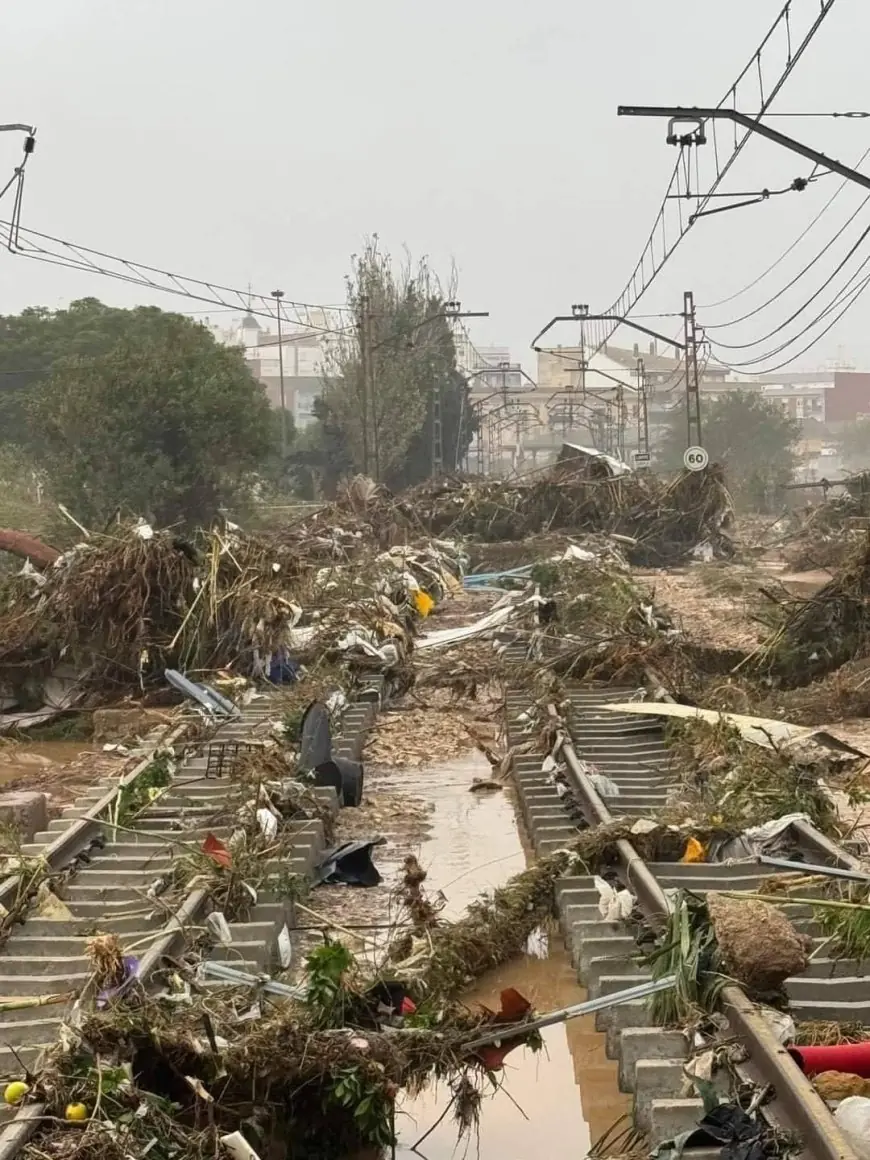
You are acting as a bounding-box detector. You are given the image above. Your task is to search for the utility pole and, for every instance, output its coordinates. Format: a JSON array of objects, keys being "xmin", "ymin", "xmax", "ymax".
[
  {"xmin": 683, "ymin": 290, "xmax": 702, "ymax": 448},
  {"xmin": 358, "ymin": 293, "xmax": 370, "ymax": 476},
  {"xmin": 635, "ymin": 357, "xmax": 651, "ymax": 464},
  {"xmin": 615, "ymin": 382, "xmax": 626, "ymax": 459},
  {"xmin": 271, "ymin": 290, "xmax": 287, "ymax": 459},
  {"xmin": 434, "ymin": 303, "xmax": 489, "ymax": 477}
]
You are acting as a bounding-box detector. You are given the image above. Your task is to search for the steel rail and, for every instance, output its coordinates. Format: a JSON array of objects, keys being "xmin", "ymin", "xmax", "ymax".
[{"xmin": 552, "ymin": 701, "xmax": 859, "ymax": 1160}]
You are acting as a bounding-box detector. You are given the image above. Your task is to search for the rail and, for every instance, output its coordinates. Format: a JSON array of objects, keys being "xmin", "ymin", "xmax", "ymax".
[
  {"xmin": 553, "ymin": 695, "xmax": 859, "ymax": 1160},
  {"xmin": 0, "ymin": 681, "xmax": 384, "ymax": 1158}
]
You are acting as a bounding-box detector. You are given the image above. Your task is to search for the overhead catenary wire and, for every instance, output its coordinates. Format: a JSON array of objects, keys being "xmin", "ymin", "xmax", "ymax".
[
  {"xmin": 699, "ymin": 142, "xmax": 870, "ymax": 313},
  {"xmin": 710, "ymin": 267, "xmax": 870, "ymax": 374},
  {"xmin": 584, "ymin": 0, "xmax": 839, "ymax": 356},
  {"xmin": 707, "ymin": 252, "xmax": 870, "ymax": 371},
  {"xmin": 0, "ymin": 218, "xmax": 355, "ymax": 336},
  {"xmin": 703, "ymin": 217, "xmax": 870, "ymax": 350}
]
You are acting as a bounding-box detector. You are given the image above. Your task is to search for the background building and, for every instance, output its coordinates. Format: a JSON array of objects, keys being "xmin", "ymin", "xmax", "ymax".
[{"xmin": 206, "ymin": 311, "xmax": 335, "ymax": 430}]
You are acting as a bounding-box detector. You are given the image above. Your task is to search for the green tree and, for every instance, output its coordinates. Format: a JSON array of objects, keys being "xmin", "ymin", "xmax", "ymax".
[
  {"xmin": 0, "ymin": 298, "xmax": 183, "ymax": 445},
  {"xmin": 22, "ymin": 307, "xmax": 275, "ymax": 527},
  {"xmin": 658, "ymin": 391, "xmax": 800, "ymax": 508},
  {"xmin": 318, "ymin": 238, "xmax": 473, "ymax": 485}
]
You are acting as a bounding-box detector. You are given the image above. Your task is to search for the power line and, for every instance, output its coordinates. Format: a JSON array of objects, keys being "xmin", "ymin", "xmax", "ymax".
[
  {"xmin": 0, "ymin": 218, "xmax": 354, "ymax": 336},
  {"xmin": 704, "ymin": 216, "xmax": 870, "ymax": 347},
  {"xmin": 699, "ymin": 142, "xmax": 870, "ymax": 312},
  {"xmin": 585, "ymin": 0, "xmax": 839, "ymax": 355},
  {"xmin": 711, "ymin": 268, "xmax": 870, "ymax": 374},
  {"xmin": 708, "ymin": 252, "xmax": 870, "ymax": 370}
]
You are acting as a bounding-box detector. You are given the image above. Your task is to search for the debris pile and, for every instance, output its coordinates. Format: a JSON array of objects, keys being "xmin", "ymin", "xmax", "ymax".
[
  {"xmin": 662, "ymin": 717, "xmax": 841, "ymax": 836},
  {"xmin": 16, "ymin": 846, "xmax": 578, "ymax": 1159},
  {"xmin": 753, "ymin": 535, "xmax": 870, "ymax": 686},
  {"xmin": 301, "ymin": 464, "xmax": 735, "ymax": 567},
  {"xmin": 0, "ymin": 523, "xmax": 467, "ymax": 702}
]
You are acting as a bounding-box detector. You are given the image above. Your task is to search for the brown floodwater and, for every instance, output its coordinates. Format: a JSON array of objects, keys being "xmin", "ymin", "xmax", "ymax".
[
  {"xmin": 395, "ymin": 939, "xmax": 631, "ymax": 1159},
  {"xmin": 364, "ymin": 749, "xmax": 630, "ymax": 1158},
  {"xmin": 777, "ymin": 568, "xmax": 831, "ymax": 597},
  {"xmin": 0, "ymin": 740, "xmax": 95, "ymax": 785}
]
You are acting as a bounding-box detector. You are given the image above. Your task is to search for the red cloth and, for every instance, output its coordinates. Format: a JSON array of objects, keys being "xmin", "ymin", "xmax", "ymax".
[{"xmin": 789, "ymin": 1042, "xmax": 870, "ymax": 1078}]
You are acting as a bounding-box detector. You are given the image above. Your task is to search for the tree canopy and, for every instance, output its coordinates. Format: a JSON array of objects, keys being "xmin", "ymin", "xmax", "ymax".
[
  {"xmin": 657, "ymin": 390, "xmax": 800, "ymax": 508},
  {"xmin": 303, "ymin": 238, "xmax": 474, "ymax": 490},
  {"xmin": 0, "ymin": 299, "xmax": 276, "ymax": 527}
]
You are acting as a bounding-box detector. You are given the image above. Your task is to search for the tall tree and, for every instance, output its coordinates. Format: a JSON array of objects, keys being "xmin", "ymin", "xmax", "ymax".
[
  {"xmin": 22, "ymin": 306, "xmax": 275, "ymax": 527},
  {"xmin": 318, "ymin": 238, "xmax": 472, "ymax": 485},
  {"xmin": 657, "ymin": 390, "xmax": 800, "ymax": 508}
]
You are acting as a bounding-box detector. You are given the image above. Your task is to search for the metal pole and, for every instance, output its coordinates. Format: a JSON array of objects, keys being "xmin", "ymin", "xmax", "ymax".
[
  {"xmin": 683, "ymin": 290, "xmax": 702, "ymax": 448},
  {"xmin": 271, "ymin": 290, "xmax": 287, "ymax": 459},
  {"xmin": 358, "ymin": 293, "xmax": 370, "ymax": 476},
  {"xmin": 616, "ymin": 106, "xmax": 870, "ymax": 193}
]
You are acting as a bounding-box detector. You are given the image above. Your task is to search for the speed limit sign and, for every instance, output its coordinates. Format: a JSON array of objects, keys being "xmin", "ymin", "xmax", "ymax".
[{"xmin": 684, "ymin": 446, "xmax": 709, "ymax": 472}]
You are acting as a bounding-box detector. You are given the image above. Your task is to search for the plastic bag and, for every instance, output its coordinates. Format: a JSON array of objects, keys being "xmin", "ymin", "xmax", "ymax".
[
  {"xmin": 681, "ymin": 837, "xmax": 706, "ymax": 864},
  {"xmin": 594, "ymin": 875, "xmax": 634, "ymax": 923},
  {"xmin": 591, "ymin": 772, "xmax": 620, "ymax": 798},
  {"xmin": 835, "ymin": 1097, "xmax": 870, "ymax": 1160}
]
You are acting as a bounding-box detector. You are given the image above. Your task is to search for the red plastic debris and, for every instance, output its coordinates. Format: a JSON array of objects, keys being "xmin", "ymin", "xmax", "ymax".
[{"xmin": 201, "ymin": 833, "xmax": 232, "ymax": 868}]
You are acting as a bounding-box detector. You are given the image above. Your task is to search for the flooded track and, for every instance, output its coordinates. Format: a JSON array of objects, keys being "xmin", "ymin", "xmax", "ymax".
[
  {"xmin": 506, "ymin": 680, "xmax": 862, "ymax": 1158},
  {"xmin": 320, "ymin": 718, "xmax": 630, "ymax": 1157}
]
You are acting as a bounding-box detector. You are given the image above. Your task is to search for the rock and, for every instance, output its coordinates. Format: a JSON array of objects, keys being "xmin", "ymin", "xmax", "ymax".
[
  {"xmin": 0, "ymin": 791, "xmax": 48, "ymax": 842},
  {"xmin": 92, "ymin": 708, "xmax": 171, "ymax": 744},
  {"xmin": 707, "ymin": 892, "xmax": 811, "ymax": 993}
]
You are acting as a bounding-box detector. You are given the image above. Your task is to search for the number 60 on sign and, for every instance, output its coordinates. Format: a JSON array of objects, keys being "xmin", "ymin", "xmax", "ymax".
[{"xmin": 683, "ymin": 446, "xmax": 709, "ymax": 472}]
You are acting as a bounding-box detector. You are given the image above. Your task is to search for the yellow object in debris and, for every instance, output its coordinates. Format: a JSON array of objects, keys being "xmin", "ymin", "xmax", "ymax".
[
  {"xmin": 413, "ymin": 590, "xmax": 435, "ymax": 617},
  {"xmin": 65, "ymin": 1103, "xmax": 88, "ymax": 1122},
  {"xmin": 441, "ymin": 570, "xmax": 462, "ymax": 594},
  {"xmin": 681, "ymin": 837, "xmax": 706, "ymax": 864},
  {"xmin": 4, "ymin": 1082, "xmax": 29, "ymax": 1105}
]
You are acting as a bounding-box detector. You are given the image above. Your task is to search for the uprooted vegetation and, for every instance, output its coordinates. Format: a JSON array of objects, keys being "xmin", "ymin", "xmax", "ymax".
[
  {"xmin": 661, "ymin": 718, "xmax": 847, "ymax": 838},
  {"xmin": 309, "ymin": 461, "xmax": 735, "ymax": 567},
  {"xmin": 0, "ymin": 520, "xmax": 463, "ymax": 703},
  {"xmin": 18, "ymin": 843, "xmax": 580, "ymax": 1160}
]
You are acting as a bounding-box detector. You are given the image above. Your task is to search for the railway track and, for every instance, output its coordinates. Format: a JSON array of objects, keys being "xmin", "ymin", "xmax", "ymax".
[
  {"xmin": 508, "ymin": 680, "xmax": 864, "ymax": 1159},
  {"xmin": 0, "ymin": 684, "xmax": 380, "ymax": 1157}
]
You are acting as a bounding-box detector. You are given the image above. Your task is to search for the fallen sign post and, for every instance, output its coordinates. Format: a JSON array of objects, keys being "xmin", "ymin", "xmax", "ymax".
[
  {"xmin": 461, "ymin": 975, "xmax": 676, "ymax": 1052},
  {"xmin": 684, "ymin": 445, "xmax": 708, "ymax": 472}
]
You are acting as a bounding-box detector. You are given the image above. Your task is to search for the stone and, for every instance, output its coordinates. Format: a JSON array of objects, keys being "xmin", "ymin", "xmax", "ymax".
[
  {"xmin": 92, "ymin": 708, "xmax": 171, "ymax": 744},
  {"xmin": 0, "ymin": 791, "xmax": 49, "ymax": 842}
]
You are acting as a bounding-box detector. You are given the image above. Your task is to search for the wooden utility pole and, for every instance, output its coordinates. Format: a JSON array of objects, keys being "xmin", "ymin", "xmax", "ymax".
[{"xmin": 683, "ymin": 290, "xmax": 702, "ymax": 448}]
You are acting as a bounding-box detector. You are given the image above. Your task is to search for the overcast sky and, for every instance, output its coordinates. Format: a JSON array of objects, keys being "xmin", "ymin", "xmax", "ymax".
[{"xmin": 2, "ymin": 0, "xmax": 870, "ymax": 374}]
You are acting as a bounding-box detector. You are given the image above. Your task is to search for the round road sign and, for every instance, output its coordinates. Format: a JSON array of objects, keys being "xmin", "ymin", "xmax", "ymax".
[{"xmin": 684, "ymin": 446, "xmax": 709, "ymax": 472}]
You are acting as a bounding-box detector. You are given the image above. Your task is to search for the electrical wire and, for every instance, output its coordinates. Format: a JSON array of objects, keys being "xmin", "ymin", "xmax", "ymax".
[
  {"xmin": 710, "ymin": 267, "xmax": 870, "ymax": 374},
  {"xmin": 0, "ymin": 218, "xmax": 354, "ymax": 336},
  {"xmin": 585, "ymin": 0, "xmax": 839, "ymax": 356},
  {"xmin": 705, "ymin": 218, "xmax": 870, "ymax": 349},
  {"xmin": 708, "ymin": 250, "xmax": 870, "ymax": 368},
  {"xmin": 699, "ymin": 143, "xmax": 870, "ymax": 313}
]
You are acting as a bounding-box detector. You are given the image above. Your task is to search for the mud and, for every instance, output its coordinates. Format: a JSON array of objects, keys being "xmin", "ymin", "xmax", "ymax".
[
  {"xmin": 318, "ymin": 725, "xmax": 628, "ymax": 1157},
  {"xmin": 0, "ymin": 740, "xmax": 120, "ymax": 813},
  {"xmin": 0, "ymin": 740, "xmax": 96, "ymax": 784}
]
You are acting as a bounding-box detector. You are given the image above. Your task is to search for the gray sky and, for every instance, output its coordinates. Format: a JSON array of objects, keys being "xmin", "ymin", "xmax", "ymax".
[{"xmin": 2, "ymin": 0, "xmax": 870, "ymax": 373}]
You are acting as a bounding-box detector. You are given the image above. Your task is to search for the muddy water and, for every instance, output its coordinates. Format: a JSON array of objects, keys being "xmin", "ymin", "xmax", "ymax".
[
  {"xmin": 777, "ymin": 568, "xmax": 831, "ymax": 597},
  {"xmin": 371, "ymin": 752, "xmax": 526, "ymax": 914},
  {"xmin": 365, "ymin": 750, "xmax": 630, "ymax": 1157},
  {"xmin": 0, "ymin": 740, "xmax": 94, "ymax": 785}
]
